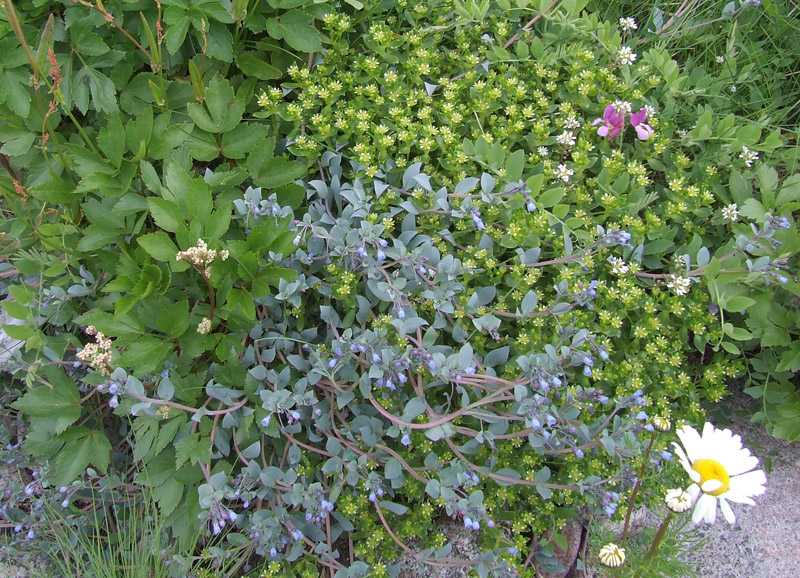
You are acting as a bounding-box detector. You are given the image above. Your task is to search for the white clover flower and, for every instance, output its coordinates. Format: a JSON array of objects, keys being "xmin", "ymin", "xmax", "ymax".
[
  {"xmin": 665, "ymin": 488, "xmax": 693, "ymax": 513},
  {"xmin": 598, "ymin": 543, "xmax": 626, "ymax": 567},
  {"xmin": 609, "ymin": 257, "xmax": 629, "ymax": 276},
  {"xmin": 555, "ymin": 164, "xmax": 574, "ymax": 183},
  {"xmin": 619, "ymin": 17, "xmax": 638, "ymax": 32},
  {"xmin": 556, "ymin": 130, "xmax": 576, "ymax": 147},
  {"xmin": 672, "ymin": 422, "xmax": 767, "ymax": 524},
  {"xmin": 722, "ymin": 203, "xmax": 739, "ymax": 221},
  {"xmin": 612, "ymin": 100, "xmax": 632, "ymax": 114},
  {"xmin": 666, "ymin": 275, "xmax": 692, "ymax": 296},
  {"xmin": 617, "ymin": 46, "xmax": 637, "ymax": 65},
  {"xmin": 716, "ymin": 55, "xmax": 726, "ymax": 63},
  {"xmin": 739, "ymin": 146, "xmax": 759, "ymax": 168}
]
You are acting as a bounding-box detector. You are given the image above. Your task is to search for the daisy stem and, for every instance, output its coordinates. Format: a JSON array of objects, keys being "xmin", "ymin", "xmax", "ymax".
[
  {"xmin": 621, "ymin": 430, "xmax": 657, "ymax": 544},
  {"xmin": 643, "ymin": 511, "xmax": 673, "ymax": 565}
]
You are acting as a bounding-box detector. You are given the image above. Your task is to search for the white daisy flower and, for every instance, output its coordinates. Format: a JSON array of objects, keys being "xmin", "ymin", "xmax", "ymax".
[
  {"xmin": 672, "ymin": 422, "xmax": 766, "ymax": 524},
  {"xmin": 664, "ymin": 488, "xmax": 693, "ymax": 513}
]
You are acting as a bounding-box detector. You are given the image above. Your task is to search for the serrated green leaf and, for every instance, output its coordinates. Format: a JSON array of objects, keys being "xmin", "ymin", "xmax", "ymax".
[
  {"xmin": 205, "ymin": 75, "xmax": 245, "ymax": 133},
  {"xmin": 154, "ymin": 478, "xmax": 184, "ymax": 516},
  {"xmin": 12, "ymin": 379, "xmax": 81, "ymax": 424},
  {"xmin": 79, "ymin": 65, "xmax": 118, "ymax": 113},
  {"xmin": 203, "ymin": 207, "xmax": 232, "ymax": 241},
  {"xmin": 138, "ymin": 232, "xmax": 180, "ymax": 262},
  {"xmin": 205, "ymin": 22, "xmax": 233, "ymax": 62},
  {"xmin": 270, "ymin": 10, "xmax": 322, "ymax": 53},
  {"xmin": 75, "ymin": 310, "xmax": 143, "ymax": 338},
  {"xmin": 76, "ymin": 224, "xmax": 121, "ymax": 252},
  {"xmin": 0, "ymin": 70, "xmax": 31, "ymax": 117},
  {"xmin": 118, "ymin": 335, "xmax": 171, "ymax": 374},
  {"xmin": 227, "ymin": 288, "xmax": 255, "ymax": 320},
  {"xmin": 175, "ymin": 433, "xmax": 212, "ymax": 469},
  {"xmin": 739, "ymin": 198, "xmax": 766, "ymax": 221},
  {"xmin": 165, "ymin": 11, "xmax": 190, "ymax": 55},
  {"xmin": 221, "ymin": 123, "xmax": 269, "ymax": 159},
  {"xmin": 187, "ymin": 102, "xmax": 218, "ymax": 133},
  {"xmin": 253, "ymin": 156, "xmax": 307, "ymax": 188},
  {"xmin": 147, "ymin": 198, "xmax": 185, "ymax": 233},
  {"xmin": 0, "ymin": 129, "xmax": 36, "ymax": 156},
  {"xmin": 235, "ymin": 51, "xmax": 281, "ymax": 80},
  {"xmin": 55, "ymin": 427, "xmax": 112, "ymax": 486},
  {"xmin": 157, "ymin": 300, "xmax": 190, "ymax": 338}
]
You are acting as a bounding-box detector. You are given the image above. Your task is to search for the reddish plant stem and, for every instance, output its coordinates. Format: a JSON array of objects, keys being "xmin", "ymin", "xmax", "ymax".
[
  {"xmin": 621, "ymin": 430, "xmax": 657, "ymax": 544},
  {"xmin": 125, "ymin": 390, "xmax": 248, "ymax": 416}
]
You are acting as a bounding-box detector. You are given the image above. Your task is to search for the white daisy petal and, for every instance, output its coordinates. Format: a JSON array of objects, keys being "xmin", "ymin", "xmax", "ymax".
[
  {"xmin": 677, "ymin": 425, "xmax": 703, "ymax": 462},
  {"xmin": 726, "ymin": 454, "xmax": 759, "ymax": 476},
  {"xmin": 728, "ymin": 469, "xmax": 767, "ymax": 496},
  {"xmin": 722, "ymin": 493, "xmax": 756, "ymax": 506},
  {"xmin": 705, "ymin": 495, "xmax": 717, "ymax": 524},
  {"xmin": 701, "ymin": 479, "xmax": 723, "ymax": 493},
  {"xmin": 671, "ymin": 443, "xmax": 694, "ymax": 475},
  {"xmin": 691, "ymin": 499, "xmax": 705, "ymax": 524},
  {"xmin": 719, "ymin": 497, "xmax": 736, "ymax": 524}
]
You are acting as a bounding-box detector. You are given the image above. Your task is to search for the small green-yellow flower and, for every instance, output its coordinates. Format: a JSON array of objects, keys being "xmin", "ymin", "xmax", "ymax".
[{"xmin": 598, "ymin": 542, "xmax": 625, "ymax": 567}]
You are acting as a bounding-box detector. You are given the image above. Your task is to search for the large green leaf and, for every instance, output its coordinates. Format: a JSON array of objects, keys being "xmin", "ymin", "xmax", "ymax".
[
  {"xmin": 118, "ymin": 335, "xmax": 171, "ymax": 374},
  {"xmin": 157, "ymin": 300, "xmax": 191, "ymax": 338},
  {"xmin": 12, "ymin": 373, "xmax": 81, "ymax": 427},
  {"xmin": 54, "ymin": 427, "xmax": 112, "ymax": 486},
  {"xmin": 266, "ymin": 9, "xmax": 322, "ymax": 53},
  {"xmin": 221, "ymin": 123, "xmax": 269, "ymax": 159},
  {"xmin": 253, "ymin": 157, "xmax": 307, "ymax": 188},
  {"xmin": 175, "ymin": 433, "xmax": 212, "ymax": 468},
  {"xmin": 138, "ymin": 231, "xmax": 180, "ymax": 262},
  {"xmin": 147, "ymin": 198, "xmax": 186, "ymax": 233},
  {"xmin": 234, "ymin": 51, "xmax": 282, "ymax": 80}
]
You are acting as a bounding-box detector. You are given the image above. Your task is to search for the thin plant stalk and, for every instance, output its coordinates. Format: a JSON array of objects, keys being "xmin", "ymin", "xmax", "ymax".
[{"xmin": 621, "ymin": 430, "xmax": 657, "ymax": 543}]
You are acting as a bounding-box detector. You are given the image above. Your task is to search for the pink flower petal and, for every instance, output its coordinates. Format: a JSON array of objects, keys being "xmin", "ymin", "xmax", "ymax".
[
  {"xmin": 635, "ymin": 123, "xmax": 654, "ymax": 140},
  {"xmin": 630, "ymin": 108, "xmax": 647, "ymax": 125}
]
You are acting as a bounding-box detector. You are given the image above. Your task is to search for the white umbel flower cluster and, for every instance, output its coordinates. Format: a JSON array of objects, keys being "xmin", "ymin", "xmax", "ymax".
[
  {"xmin": 76, "ymin": 326, "xmax": 114, "ymax": 375},
  {"xmin": 176, "ymin": 239, "xmax": 229, "ymax": 278}
]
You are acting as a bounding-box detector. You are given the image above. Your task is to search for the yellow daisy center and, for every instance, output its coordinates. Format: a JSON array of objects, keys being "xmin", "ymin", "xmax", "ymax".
[{"xmin": 692, "ymin": 458, "xmax": 730, "ymax": 496}]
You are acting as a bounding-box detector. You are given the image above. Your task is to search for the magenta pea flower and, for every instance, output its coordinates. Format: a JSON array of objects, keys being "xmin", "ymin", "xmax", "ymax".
[
  {"xmin": 630, "ymin": 107, "xmax": 654, "ymax": 140},
  {"xmin": 591, "ymin": 104, "xmax": 623, "ymax": 138}
]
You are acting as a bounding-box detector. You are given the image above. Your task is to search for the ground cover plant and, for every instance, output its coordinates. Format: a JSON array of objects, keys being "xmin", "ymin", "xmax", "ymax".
[{"xmin": 1, "ymin": 0, "xmax": 799, "ymax": 576}]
